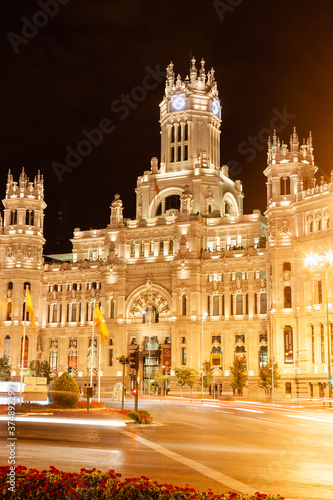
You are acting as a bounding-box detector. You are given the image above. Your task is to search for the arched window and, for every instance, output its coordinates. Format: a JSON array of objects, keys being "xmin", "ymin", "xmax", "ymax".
[
  {"xmin": 260, "ymin": 293, "xmax": 267, "ymax": 314},
  {"xmin": 10, "ymin": 210, "xmax": 17, "ymax": 225},
  {"xmin": 68, "ymin": 340, "xmax": 78, "ymax": 371},
  {"xmin": 213, "ymin": 295, "xmax": 219, "ymax": 316},
  {"xmin": 26, "ymin": 210, "xmax": 34, "ymax": 226},
  {"xmin": 284, "ymin": 286, "xmax": 292, "ymax": 308},
  {"xmin": 236, "ymin": 294, "xmax": 243, "ymax": 315},
  {"xmin": 49, "ymin": 340, "xmax": 58, "ymax": 371},
  {"xmin": 87, "ymin": 339, "xmax": 98, "ymax": 371},
  {"xmin": 4, "ymin": 335, "xmax": 11, "ymax": 360},
  {"xmin": 169, "ymin": 237, "xmax": 173, "ymax": 253},
  {"xmin": 22, "ymin": 283, "xmax": 31, "ymax": 322},
  {"xmin": 182, "ymin": 295, "xmax": 187, "ymax": 316},
  {"xmin": 156, "ymin": 195, "xmax": 180, "ymax": 216},
  {"xmin": 159, "ymin": 238, "xmax": 164, "ymax": 253}
]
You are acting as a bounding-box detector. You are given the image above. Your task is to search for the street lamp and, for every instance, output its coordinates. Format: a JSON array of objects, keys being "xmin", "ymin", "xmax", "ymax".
[
  {"xmin": 305, "ymin": 252, "xmax": 333, "ymax": 401},
  {"xmin": 201, "ymin": 312, "xmax": 207, "ymax": 400},
  {"xmin": 144, "ymin": 306, "xmax": 152, "ymax": 400}
]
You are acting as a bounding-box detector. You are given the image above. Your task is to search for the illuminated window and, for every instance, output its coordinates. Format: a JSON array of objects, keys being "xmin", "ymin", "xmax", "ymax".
[{"xmin": 284, "ymin": 286, "xmax": 292, "ymax": 308}]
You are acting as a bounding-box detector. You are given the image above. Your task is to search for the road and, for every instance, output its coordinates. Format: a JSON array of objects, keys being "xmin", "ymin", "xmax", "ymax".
[{"xmin": 1, "ymin": 399, "xmax": 333, "ymax": 500}]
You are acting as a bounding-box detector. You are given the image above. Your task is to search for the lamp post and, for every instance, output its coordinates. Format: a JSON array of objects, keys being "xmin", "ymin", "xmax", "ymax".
[
  {"xmin": 305, "ymin": 253, "xmax": 333, "ymax": 401},
  {"xmin": 201, "ymin": 312, "xmax": 207, "ymax": 400}
]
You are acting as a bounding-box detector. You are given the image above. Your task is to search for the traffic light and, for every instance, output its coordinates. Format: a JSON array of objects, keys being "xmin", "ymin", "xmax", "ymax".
[
  {"xmin": 67, "ymin": 367, "xmax": 72, "ymax": 376},
  {"xmin": 132, "ymin": 388, "xmax": 138, "ymax": 396},
  {"xmin": 129, "ymin": 350, "xmax": 139, "ymax": 371}
]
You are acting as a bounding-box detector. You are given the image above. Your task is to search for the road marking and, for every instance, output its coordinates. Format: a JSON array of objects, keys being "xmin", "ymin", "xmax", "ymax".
[
  {"xmin": 0, "ymin": 416, "xmax": 125, "ymax": 427},
  {"xmin": 286, "ymin": 415, "xmax": 331, "ymax": 423},
  {"xmin": 231, "ymin": 408, "xmax": 264, "ymax": 414},
  {"xmin": 118, "ymin": 429, "xmax": 258, "ymax": 495}
]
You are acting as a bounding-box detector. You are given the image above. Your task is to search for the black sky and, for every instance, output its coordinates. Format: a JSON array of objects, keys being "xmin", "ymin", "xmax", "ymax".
[{"xmin": 2, "ymin": 0, "xmax": 333, "ymax": 253}]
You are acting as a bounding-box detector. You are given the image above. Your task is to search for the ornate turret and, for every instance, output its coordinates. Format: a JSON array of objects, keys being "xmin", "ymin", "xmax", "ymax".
[{"xmin": 2, "ymin": 168, "xmax": 46, "ymax": 269}]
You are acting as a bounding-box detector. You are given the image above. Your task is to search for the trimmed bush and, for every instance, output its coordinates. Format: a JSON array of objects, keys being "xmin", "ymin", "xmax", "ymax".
[
  {"xmin": 48, "ymin": 372, "xmax": 80, "ymax": 408},
  {"xmin": 127, "ymin": 411, "xmax": 141, "ymax": 423},
  {"xmin": 138, "ymin": 409, "xmax": 151, "ymax": 416}
]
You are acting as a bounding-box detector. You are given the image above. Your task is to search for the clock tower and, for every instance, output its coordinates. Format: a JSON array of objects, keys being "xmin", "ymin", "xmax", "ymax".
[{"xmin": 135, "ymin": 57, "xmax": 243, "ymax": 219}]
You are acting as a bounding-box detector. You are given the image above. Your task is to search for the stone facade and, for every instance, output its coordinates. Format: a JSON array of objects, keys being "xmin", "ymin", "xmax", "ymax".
[{"xmin": 1, "ymin": 58, "xmax": 332, "ymax": 399}]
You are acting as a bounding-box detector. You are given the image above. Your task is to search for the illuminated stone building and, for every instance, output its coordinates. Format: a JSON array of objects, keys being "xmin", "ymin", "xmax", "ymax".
[{"xmin": 0, "ymin": 58, "xmax": 332, "ymax": 399}]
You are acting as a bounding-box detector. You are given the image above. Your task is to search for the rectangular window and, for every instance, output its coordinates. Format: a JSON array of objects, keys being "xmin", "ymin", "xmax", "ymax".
[
  {"xmin": 245, "ymin": 294, "xmax": 249, "ymax": 315},
  {"xmin": 184, "ymin": 144, "xmax": 188, "ymax": 161},
  {"xmin": 254, "ymin": 293, "xmax": 258, "ymax": 314},
  {"xmin": 222, "ymin": 295, "xmax": 225, "ymax": 316},
  {"xmin": 230, "ymin": 294, "xmax": 234, "ymax": 315},
  {"xmin": 182, "ymin": 295, "xmax": 186, "ymax": 316},
  {"xmin": 285, "ymin": 382, "xmax": 292, "ymax": 394},
  {"xmin": 109, "ymin": 349, "xmax": 113, "ymax": 367},
  {"xmin": 171, "ymin": 147, "xmax": 174, "ymax": 162},
  {"xmin": 318, "ymin": 281, "xmax": 323, "ymax": 304},
  {"xmin": 182, "ymin": 347, "xmax": 186, "ymax": 365}
]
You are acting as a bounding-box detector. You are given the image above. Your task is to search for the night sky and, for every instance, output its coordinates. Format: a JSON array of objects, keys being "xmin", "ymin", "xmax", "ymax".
[{"xmin": 2, "ymin": 0, "xmax": 333, "ymax": 253}]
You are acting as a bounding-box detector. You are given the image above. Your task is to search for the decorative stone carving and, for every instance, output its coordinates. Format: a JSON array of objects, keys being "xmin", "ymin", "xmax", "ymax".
[
  {"xmin": 66, "ymin": 290, "xmax": 81, "ymax": 303},
  {"xmin": 6, "ymin": 246, "xmax": 15, "ymax": 262},
  {"xmin": 229, "ymin": 280, "xmax": 248, "ymax": 294},
  {"xmin": 253, "ymin": 278, "xmax": 267, "ymax": 292},
  {"xmin": 282, "ymin": 272, "xmax": 291, "ymax": 283},
  {"xmin": 110, "ymin": 193, "xmax": 123, "ymax": 224},
  {"xmin": 107, "ymin": 241, "xmax": 119, "ymax": 264},
  {"xmin": 178, "ymin": 234, "xmax": 190, "ymax": 258},
  {"xmin": 180, "ymin": 185, "xmax": 193, "ymax": 215},
  {"xmin": 85, "ymin": 289, "xmax": 101, "ymax": 301},
  {"xmin": 279, "ymin": 219, "xmax": 292, "ymax": 238},
  {"xmin": 24, "ymin": 246, "xmax": 34, "ymax": 262},
  {"xmin": 128, "ymin": 275, "xmax": 171, "ymax": 318},
  {"xmin": 47, "ymin": 291, "xmax": 62, "ymax": 304},
  {"xmin": 206, "ymin": 281, "xmax": 224, "ymax": 295}
]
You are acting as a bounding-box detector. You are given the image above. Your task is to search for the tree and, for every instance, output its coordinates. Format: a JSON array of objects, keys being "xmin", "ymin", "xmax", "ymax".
[
  {"xmin": 28, "ymin": 360, "xmax": 52, "ymax": 384},
  {"xmin": 203, "ymin": 360, "xmax": 214, "ymax": 393},
  {"xmin": 174, "ymin": 367, "xmax": 198, "ymax": 398},
  {"xmin": 48, "ymin": 372, "xmax": 80, "ymax": 408},
  {"xmin": 0, "ymin": 355, "xmax": 11, "ymax": 381},
  {"xmin": 229, "ymin": 356, "xmax": 248, "ymax": 395},
  {"xmin": 258, "ymin": 358, "xmax": 281, "ymax": 394}
]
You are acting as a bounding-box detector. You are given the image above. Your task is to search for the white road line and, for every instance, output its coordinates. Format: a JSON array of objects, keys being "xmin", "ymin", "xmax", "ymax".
[
  {"xmin": 286, "ymin": 415, "xmax": 331, "ymax": 423},
  {"xmin": 0, "ymin": 416, "xmax": 125, "ymax": 427},
  {"xmin": 215, "ymin": 410, "xmax": 234, "ymax": 414},
  {"xmin": 231, "ymin": 408, "xmax": 264, "ymax": 414},
  {"xmin": 118, "ymin": 429, "xmax": 258, "ymax": 495}
]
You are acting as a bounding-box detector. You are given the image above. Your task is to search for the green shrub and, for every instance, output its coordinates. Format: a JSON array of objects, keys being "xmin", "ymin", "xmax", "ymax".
[
  {"xmin": 137, "ymin": 409, "xmax": 151, "ymax": 416},
  {"xmin": 48, "ymin": 372, "xmax": 80, "ymax": 408},
  {"xmin": 127, "ymin": 411, "xmax": 141, "ymax": 423}
]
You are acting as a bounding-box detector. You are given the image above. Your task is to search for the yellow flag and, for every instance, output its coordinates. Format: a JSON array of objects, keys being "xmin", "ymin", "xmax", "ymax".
[
  {"xmin": 94, "ymin": 306, "xmax": 109, "ymax": 345},
  {"xmin": 26, "ymin": 288, "xmax": 36, "ymax": 332}
]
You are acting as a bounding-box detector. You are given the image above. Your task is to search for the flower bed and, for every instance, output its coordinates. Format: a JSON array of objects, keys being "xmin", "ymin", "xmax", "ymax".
[{"xmin": 0, "ymin": 466, "xmax": 284, "ymax": 500}]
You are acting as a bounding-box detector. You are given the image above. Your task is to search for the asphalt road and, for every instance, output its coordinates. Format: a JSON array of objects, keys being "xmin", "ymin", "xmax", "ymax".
[{"xmin": 1, "ymin": 399, "xmax": 333, "ymax": 500}]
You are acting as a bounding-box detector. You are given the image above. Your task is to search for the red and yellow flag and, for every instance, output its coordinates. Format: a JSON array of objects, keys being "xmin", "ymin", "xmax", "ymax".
[
  {"xmin": 94, "ymin": 306, "xmax": 109, "ymax": 345},
  {"xmin": 26, "ymin": 288, "xmax": 36, "ymax": 332},
  {"xmin": 154, "ymin": 178, "xmax": 160, "ymax": 195}
]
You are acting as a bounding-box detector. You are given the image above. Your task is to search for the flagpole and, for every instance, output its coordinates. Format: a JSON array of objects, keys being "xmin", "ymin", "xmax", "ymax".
[
  {"xmin": 98, "ymin": 335, "xmax": 101, "ymax": 403},
  {"xmin": 90, "ymin": 299, "xmax": 96, "ymax": 388},
  {"xmin": 19, "ymin": 289, "xmax": 28, "ymax": 406}
]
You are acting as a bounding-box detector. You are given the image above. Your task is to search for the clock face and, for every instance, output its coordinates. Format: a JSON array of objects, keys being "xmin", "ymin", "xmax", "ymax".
[
  {"xmin": 212, "ymin": 98, "xmax": 220, "ymax": 116},
  {"xmin": 172, "ymin": 94, "xmax": 186, "ymax": 111}
]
